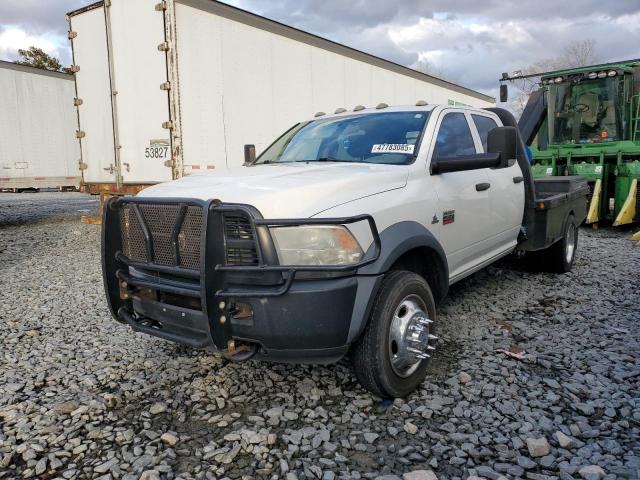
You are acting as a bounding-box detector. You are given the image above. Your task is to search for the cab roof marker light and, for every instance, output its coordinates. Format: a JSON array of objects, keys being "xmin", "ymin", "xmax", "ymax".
[
  {"xmin": 608, "ymin": 70, "xmax": 617, "ymax": 77},
  {"xmin": 415, "ymin": 100, "xmax": 428, "ymax": 106},
  {"xmin": 375, "ymin": 103, "xmax": 389, "ymax": 109},
  {"xmin": 554, "ymin": 77, "xmax": 563, "ymax": 83},
  {"xmin": 353, "ymin": 105, "xmax": 366, "ymax": 111},
  {"xmin": 588, "ymin": 72, "xmax": 598, "ymax": 79},
  {"xmin": 597, "ymin": 71, "xmax": 607, "ymax": 78},
  {"xmin": 314, "ymin": 111, "xmax": 326, "ymax": 117},
  {"xmin": 334, "ymin": 107, "xmax": 347, "ymax": 114}
]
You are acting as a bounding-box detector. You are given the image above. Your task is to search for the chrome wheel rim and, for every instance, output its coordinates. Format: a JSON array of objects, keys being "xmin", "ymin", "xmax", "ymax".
[
  {"xmin": 565, "ymin": 223, "xmax": 576, "ymax": 264},
  {"xmin": 388, "ymin": 294, "xmax": 432, "ymax": 378}
]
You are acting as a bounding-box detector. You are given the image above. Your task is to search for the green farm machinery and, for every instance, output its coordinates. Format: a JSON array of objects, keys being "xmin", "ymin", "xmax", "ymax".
[{"xmin": 500, "ymin": 59, "xmax": 640, "ymax": 234}]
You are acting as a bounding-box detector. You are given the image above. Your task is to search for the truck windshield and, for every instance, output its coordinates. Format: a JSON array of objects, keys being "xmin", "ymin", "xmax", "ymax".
[
  {"xmin": 548, "ymin": 77, "xmax": 623, "ymax": 145},
  {"xmin": 255, "ymin": 111, "xmax": 430, "ymax": 165}
]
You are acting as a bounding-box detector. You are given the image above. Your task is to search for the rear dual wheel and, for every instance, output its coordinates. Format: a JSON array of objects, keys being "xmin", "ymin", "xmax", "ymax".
[
  {"xmin": 351, "ymin": 271, "xmax": 437, "ymax": 398},
  {"xmin": 539, "ymin": 214, "xmax": 578, "ymax": 273}
]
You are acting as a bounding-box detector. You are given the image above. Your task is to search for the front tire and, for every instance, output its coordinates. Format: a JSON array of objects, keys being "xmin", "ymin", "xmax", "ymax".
[{"xmin": 351, "ymin": 271, "xmax": 437, "ymax": 398}]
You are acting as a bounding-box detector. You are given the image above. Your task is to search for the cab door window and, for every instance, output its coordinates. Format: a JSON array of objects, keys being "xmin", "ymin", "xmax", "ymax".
[
  {"xmin": 434, "ymin": 112, "xmax": 477, "ymax": 158},
  {"xmin": 471, "ymin": 114, "xmax": 499, "ymax": 152}
]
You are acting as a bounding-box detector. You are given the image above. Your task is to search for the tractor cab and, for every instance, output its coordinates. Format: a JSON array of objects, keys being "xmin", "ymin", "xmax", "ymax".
[{"xmin": 547, "ymin": 71, "xmax": 625, "ymax": 146}]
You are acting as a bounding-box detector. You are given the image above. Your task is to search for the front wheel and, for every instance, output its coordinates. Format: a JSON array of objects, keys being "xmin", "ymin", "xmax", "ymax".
[{"xmin": 351, "ymin": 271, "xmax": 437, "ymax": 398}]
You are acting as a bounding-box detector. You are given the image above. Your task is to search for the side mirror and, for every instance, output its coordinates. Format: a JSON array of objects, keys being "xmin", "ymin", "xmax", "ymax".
[
  {"xmin": 487, "ymin": 126, "xmax": 518, "ymax": 168},
  {"xmin": 244, "ymin": 144, "xmax": 256, "ymax": 165},
  {"xmin": 500, "ymin": 84, "xmax": 508, "ymax": 103}
]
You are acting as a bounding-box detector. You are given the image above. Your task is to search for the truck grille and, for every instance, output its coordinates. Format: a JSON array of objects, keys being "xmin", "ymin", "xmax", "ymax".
[
  {"xmin": 120, "ymin": 204, "xmax": 203, "ymax": 270},
  {"xmin": 119, "ymin": 204, "xmax": 259, "ymax": 269},
  {"xmin": 223, "ymin": 214, "xmax": 260, "ymax": 266}
]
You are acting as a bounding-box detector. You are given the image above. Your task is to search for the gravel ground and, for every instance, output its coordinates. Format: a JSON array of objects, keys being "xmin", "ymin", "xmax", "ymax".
[
  {"xmin": 0, "ymin": 192, "xmax": 98, "ymax": 227},
  {"xmin": 1, "ymin": 192, "xmax": 639, "ymax": 480}
]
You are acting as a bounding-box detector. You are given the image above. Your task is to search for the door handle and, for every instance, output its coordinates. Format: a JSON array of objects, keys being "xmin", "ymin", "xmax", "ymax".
[
  {"xmin": 513, "ymin": 176, "xmax": 524, "ymax": 184},
  {"xmin": 475, "ymin": 182, "xmax": 490, "ymax": 191}
]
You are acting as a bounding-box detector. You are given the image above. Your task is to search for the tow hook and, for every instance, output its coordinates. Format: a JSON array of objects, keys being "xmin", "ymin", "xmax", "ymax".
[{"xmin": 223, "ymin": 339, "xmax": 258, "ymax": 362}]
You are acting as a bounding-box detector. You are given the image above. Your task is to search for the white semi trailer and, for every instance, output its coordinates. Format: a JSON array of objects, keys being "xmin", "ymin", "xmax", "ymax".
[
  {"xmin": 68, "ymin": 0, "xmax": 494, "ymax": 194},
  {"xmin": 0, "ymin": 61, "xmax": 81, "ymax": 192}
]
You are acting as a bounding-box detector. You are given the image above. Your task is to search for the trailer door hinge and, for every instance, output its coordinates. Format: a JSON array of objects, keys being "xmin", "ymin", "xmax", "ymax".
[
  {"xmin": 74, "ymin": 98, "xmax": 83, "ymax": 106},
  {"xmin": 79, "ymin": 162, "xmax": 88, "ymax": 171},
  {"xmin": 155, "ymin": 1, "xmax": 167, "ymax": 11},
  {"xmin": 68, "ymin": 31, "xmax": 77, "ymax": 40},
  {"xmin": 162, "ymin": 121, "xmax": 173, "ymax": 130},
  {"xmin": 164, "ymin": 159, "xmax": 173, "ymax": 168},
  {"xmin": 76, "ymin": 130, "xmax": 86, "ymax": 139},
  {"xmin": 160, "ymin": 82, "xmax": 171, "ymax": 91},
  {"xmin": 69, "ymin": 65, "xmax": 80, "ymax": 73},
  {"xmin": 104, "ymin": 0, "xmax": 112, "ymax": 7},
  {"xmin": 157, "ymin": 42, "xmax": 169, "ymax": 52}
]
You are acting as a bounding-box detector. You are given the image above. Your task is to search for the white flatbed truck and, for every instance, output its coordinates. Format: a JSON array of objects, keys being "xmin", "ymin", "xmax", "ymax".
[{"xmin": 102, "ymin": 104, "xmax": 588, "ymax": 397}]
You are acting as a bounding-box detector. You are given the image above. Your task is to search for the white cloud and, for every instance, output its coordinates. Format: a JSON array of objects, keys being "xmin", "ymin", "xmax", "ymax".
[
  {"xmin": 0, "ymin": 26, "xmax": 69, "ymax": 64},
  {"xmin": 615, "ymin": 11, "xmax": 640, "ymax": 31}
]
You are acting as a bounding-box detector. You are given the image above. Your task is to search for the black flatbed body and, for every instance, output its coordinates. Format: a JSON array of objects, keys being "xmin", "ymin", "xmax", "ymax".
[{"xmin": 519, "ymin": 176, "xmax": 589, "ymax": 251}]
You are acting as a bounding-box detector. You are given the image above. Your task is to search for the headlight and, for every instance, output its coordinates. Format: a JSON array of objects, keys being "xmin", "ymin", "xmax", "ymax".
[{"xmin": 270, "ymin": 225, "xmax": 364, "ymax": 265}]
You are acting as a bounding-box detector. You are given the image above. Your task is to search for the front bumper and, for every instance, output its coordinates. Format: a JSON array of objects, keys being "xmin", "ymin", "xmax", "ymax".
[{"xmin": 102, "ymin": 197, "xmax": 381, "ymax": 363}]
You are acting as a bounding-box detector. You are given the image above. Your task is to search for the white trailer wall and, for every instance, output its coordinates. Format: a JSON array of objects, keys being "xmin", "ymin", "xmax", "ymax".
[
  {"xmin": 69, "ymin": 0, "xmax": 494, "ymax": 186},
  {"xmin": 0, "ymin": 62, "xmax": 80, "ymax": 190}
]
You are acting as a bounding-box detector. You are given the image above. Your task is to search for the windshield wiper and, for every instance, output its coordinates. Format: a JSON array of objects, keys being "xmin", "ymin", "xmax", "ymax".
[
  {"xmin": 301, "ymin": 157, "xmax": 362, "ymax": 163},
  {"xmin": 258, "ymin": 158, "xmax": 363, "ymax": 164}
]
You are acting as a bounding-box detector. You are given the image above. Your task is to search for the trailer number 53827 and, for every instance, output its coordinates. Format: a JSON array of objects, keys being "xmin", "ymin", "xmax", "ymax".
[{"xmin": 145, "ymin": 147, "xmax": 168, "ymax": 158}]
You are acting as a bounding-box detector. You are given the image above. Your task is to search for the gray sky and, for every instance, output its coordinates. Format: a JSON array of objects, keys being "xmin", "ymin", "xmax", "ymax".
[{"xmin": 1, "ymin": 0, "xmax": 638, "ymax": 98}]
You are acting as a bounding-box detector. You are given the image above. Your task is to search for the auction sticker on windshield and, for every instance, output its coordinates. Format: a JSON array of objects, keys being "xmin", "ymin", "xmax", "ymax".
[{"xmin": 371, "ymin": 144, "xmax": 415, "ymax": 154}]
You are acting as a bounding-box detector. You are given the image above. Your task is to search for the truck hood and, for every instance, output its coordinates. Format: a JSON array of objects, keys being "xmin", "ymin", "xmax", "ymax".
[{"xmin": 139, "ymin": 162, "xmax": 407, "ymax": 218}]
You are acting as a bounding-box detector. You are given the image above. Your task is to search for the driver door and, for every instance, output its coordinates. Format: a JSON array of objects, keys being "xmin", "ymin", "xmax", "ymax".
[{"xmin": 428, "ymin": 110, "xmax": 494, "ymax": 282}]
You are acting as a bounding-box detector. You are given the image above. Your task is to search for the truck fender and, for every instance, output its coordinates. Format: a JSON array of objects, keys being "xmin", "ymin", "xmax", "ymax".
[{"xmin": 347, "ymin": 221, "xmax": 449, "ymax": 344}]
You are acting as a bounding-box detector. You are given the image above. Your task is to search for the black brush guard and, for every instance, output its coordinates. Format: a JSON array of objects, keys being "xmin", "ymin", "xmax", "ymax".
[{"xmin": 102, "ymin": 196, "xmax": 381, "ymax": 351}]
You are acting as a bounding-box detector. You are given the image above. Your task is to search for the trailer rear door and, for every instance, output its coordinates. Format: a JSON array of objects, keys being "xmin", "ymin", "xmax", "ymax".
[
  {"xmin": 108, "ymin": 0, "xmax": 173, "ymax": 184},
  {"xmin": 70, "ymin": 5, "xmax": 116, "ymax": 185}
]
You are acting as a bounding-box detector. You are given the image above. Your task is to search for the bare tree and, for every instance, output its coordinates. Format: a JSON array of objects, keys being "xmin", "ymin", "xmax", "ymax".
[
  {"xmin": 561, "ymin": 39, "xmax": 598, "ymax": 68},
  {"xmin": 414, "ymin": 58, "xmax": 450, "ymax": 82},
  {"xmin": 508, "ymin": 40, "xmax": 599, "ymax": 115}
]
